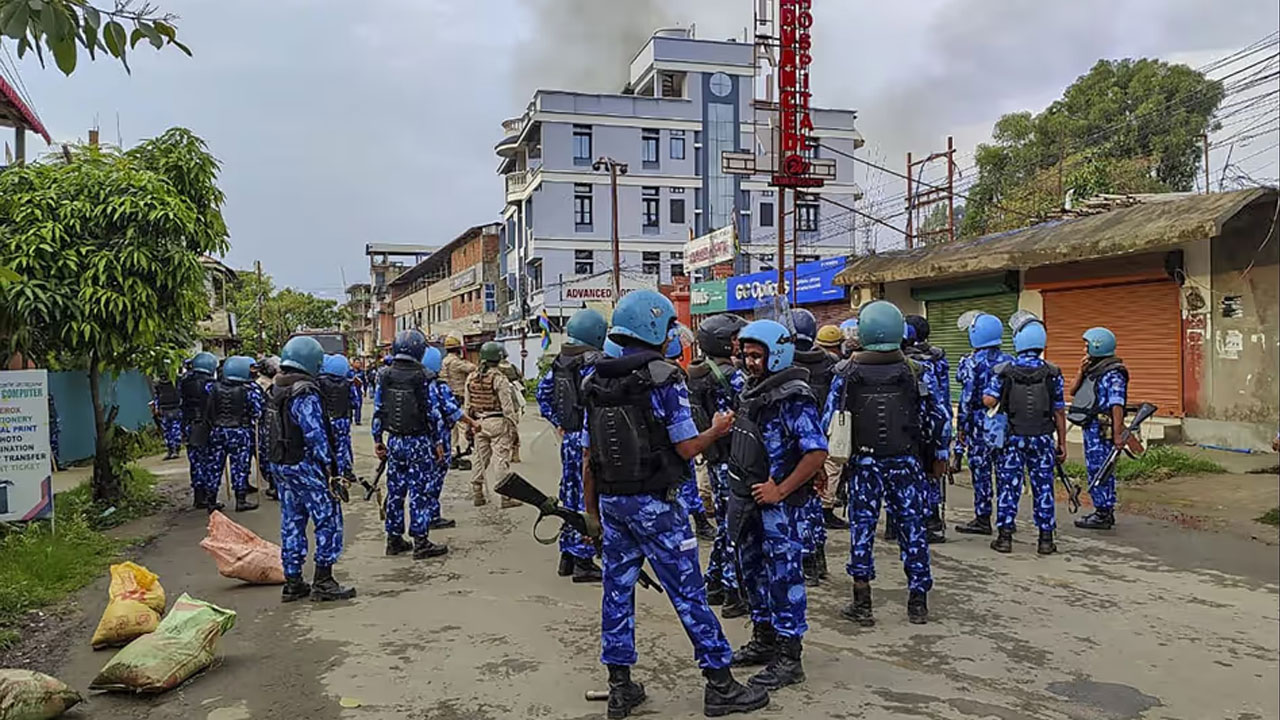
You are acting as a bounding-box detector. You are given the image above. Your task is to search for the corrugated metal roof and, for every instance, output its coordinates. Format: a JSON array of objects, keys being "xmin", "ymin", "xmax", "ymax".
[
  {"xmin": 834, "ymin": 188, "xmax": 1276, "ymax": 286},
  {"xmin": 0, "ymin": 75, "xmax": 51, "ymax": 144}
]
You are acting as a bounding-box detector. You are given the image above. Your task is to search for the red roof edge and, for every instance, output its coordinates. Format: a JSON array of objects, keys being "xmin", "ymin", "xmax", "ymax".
[{"xmin": 0, "ymin": 75, "xmax": 51, "ymax": 145}]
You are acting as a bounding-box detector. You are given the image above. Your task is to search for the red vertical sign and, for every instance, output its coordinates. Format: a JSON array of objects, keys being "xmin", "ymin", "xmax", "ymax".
[{"xmin": 773, "ymin": 0, "xmax": 821, "ymax": 188}]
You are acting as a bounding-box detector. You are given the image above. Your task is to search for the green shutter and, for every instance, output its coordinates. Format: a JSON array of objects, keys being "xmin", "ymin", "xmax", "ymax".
[{"xmin": 926, "ymin": 292, "xmax": 1020, "ymax": 403}]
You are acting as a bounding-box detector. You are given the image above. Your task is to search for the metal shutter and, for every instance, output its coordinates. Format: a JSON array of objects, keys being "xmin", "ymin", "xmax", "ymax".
[
  {"xmin": 926, "ymin": 293, "xmax": 1020, "ymax": 403},
  {"xmin": 1042, "ymin": 280, "xmax": 1183, "ymax": 417}
]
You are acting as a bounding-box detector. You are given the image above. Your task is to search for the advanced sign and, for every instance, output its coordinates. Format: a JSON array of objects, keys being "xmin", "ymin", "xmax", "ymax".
[
  {"xmin": 0, "ymin": 370, "xmax": 53, "ymax": 522},
  {"xmin": 773, "ymin": 0, "xmax": 823, "ymax": 189},
  {"xmin": 560, "ymin": 274, "xmax": 658, "ymax": 304},
  {"xmin": 685, "ymin": 226, "xmax": 736, "ymax": 271},
  {"xmin": 726, "ymin": 256, "xmax": 846, "ymax": 311}
]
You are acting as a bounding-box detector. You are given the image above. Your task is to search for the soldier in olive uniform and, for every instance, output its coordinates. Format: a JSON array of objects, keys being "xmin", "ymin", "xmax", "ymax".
[{"xmin": 466, "ymin": 342, "xmax": 521, "ymax": 507}]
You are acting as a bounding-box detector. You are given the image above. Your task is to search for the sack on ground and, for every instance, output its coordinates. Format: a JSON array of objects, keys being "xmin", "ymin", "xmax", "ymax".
[
  {"xmin": 89, "ymin": 593, "xmax": 236, "ymax": 694},
  {"xmin": 90, "ymin": 561, "xmax": 167, "ymax": 649},
  {"xmin": 199, "ymin": 511, "xmax": 286, "ymax": 585},
  {"xmin": 0, "ymin": 669, "xmax": 83, "ymax": 720}
]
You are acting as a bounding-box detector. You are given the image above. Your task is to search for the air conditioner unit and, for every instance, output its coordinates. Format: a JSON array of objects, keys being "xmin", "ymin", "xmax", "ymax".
[{"xmin": 849, "ymin": 284, "xmax": 882, "ymax": 310}]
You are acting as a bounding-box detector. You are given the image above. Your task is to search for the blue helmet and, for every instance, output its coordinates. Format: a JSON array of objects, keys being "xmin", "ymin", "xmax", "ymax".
[
  {"xmin": 322, "ymin": 354, "xmax": 350, "ymax": 377},
  {"xmin": 789, "ymin": 309, "xmax": 817, "ymax": 351},
  {"xmin": 603, "ymin": 336, "xmax": 623, "ymax": 358},
  {"xmin": 968, "ymin": 313, "xmax": 1004, "ymax": 349},
  {"xmin": 839, "ymin": 317, "xmax": 859, "ymax": 332},
  {"xmin": 222, "ymin": 355, "xmax": 254, "ymax": 382},
  {"xmin": 1083, "ymin": 327, "xmax": 1117, "ymax": 358},
  {"xmin": 191, "ymin": 352, "xmax": 217, "ymax": 375},
  {"xmin": 392, "ymin": 329, "xmax": 427, "ymax": 362},
  {"xmin": 665, "ymin": 323, "xmax": 691, "ymax": 359},
  {"xmin": 281, "ymin": 336, "xmax": 325, "ymax": 376},
  {"xmin": 609, "ymin": 290, "xmax": 676, "ymax": 348},
  {"xmin": 857, "ymin": 301, "xmax": 905, "ymax": 352},
  {"xmin": 738, "ymin": 320, "xmax": 795, "ymax": 372},
  {"xmin": 422, "ymin": 346, "xmax": 444, "ymax": 373},
  {"xmin": 566, "ymin": 309, "xmax": 608, "ymax": 350},
  {"xmin": 903, "ymin": 321, "xmax": 917, "ymax": 344},
  {"xmin": 1013, "ymin": 321, "xmax": 1047, "ymax": 353}
]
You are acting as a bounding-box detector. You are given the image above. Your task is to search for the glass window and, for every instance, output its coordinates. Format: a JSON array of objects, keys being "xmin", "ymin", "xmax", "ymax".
[
  {"xmin": 670, "ymin": 198, "xmax": 686, "ymax": 225},
  {"xmin": 672, "ymin": 263, "xmax": 686, "ymax": 277},
  {"xmin": 573, "ymin": 125, "xmax": 592, "ymax": 166},
  {"xmin": 670, "ymin": 187, "xmax": 684, "ymax": 194},
  {"xmin": 484, "ymin": 284, "xmax": 496, "ymax": 313},
  {"xmin": 643, "ymin": 251, "xmax": 661, "ymax": 262},
  {"xmin": 670, "ymin": 130, "xmax": 686, "ymax": 160},
  {"xmin": 797, "ymin": 199, "xmax": 819, "ymax": 232},
  {"xmin": 670, "ymin": 251, "xmax": 683, "ymax": 260},
  {"xmin": 707, "ymin": 102, "xmax": 736, "ymax": 230},
  {"xmin": 575, "ymin": 249, "xmax": 593, "ymax": 260},
  {"xmin": 574, "ymin": 184, "xmax": 593, "ymax": 229},
  {"xmin": 643, "ymin": 188, "xmax": 660, "ymax": 230},
  {"xmin": 574, "ymin": 249, "xmax": 594, "ymax": 276},
  {"xmin": 760, "ymin": 202, "xmax": 775, "ymax": 227},
  {"xmin": 642, "ymin": 129, "xmax": 660, "ymax": 167},
  {"xmin": 643, "ymin": 261, "xmax": 661, "ymax": 276}
]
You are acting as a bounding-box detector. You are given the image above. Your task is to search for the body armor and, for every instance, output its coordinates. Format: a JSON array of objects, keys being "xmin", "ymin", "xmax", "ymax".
[
  {"xmin": 210, "ymin": 381, "xmax": 250, "ymax": 428},
  {"xmin": 179, "ymin": 371, "xmax": 211, "ymax": 424},
  {"xmin": 380, "ymin": 360, "xmax": 431, "ymax": 436},
  {"xmin": 1068, "ymin": 357, "xmax": 1128, "ymax": 426},
  {"xmin": 997, "ymin": 362, "xmax": 1060, "ymax": 436},
  {"xmin": 686, "ymin": 359, "xmax": 737, "ymax": 463},
  {"xmin": 154, "ymin": 380, "xmax": 181, "ymax": 411},
  {"xmin": 318, "ymin": 375, "xmax": 353, "ymax": 420},
  {"xmin": 727, "ymin": 367, "xmax": 814, "ymax": 507},
  {"xmin": 266, "ymin": 375, "xmax": 319, "ymax": 465},
  {"xmin": 467, "ymin": 368, "xmax": 503, "ymax": 416},
  {"xmin": 551, "ymin": 346, "xmax": 600, "ymax": 432},
  {"xmin": 792, "ymin": 348, "xmax": 836, "ymax": 416},
  {"xmin": 840, "ymin": 358, "xmax": 923, "ymax": 458},
  {"xmin": 583, "ymin": 352, "xmax": 685, "ymax": 496}
]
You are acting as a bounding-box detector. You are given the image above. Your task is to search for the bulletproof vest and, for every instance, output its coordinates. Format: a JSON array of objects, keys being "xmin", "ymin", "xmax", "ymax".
[
  {"xmin": 551, "ymin": 348, "xmax": 600, "ymax": 433},
  {"xmin": 997, "ymin": 362, "xmax": 1060, "ymax": 436},
  {"xmin": 582, "ymin": 351, "xmax": 686, "ymax": 496},
  {"xmin": 317, "ymin": 374, "xmax": 353, "ymax": 420},
  {"xmin": 381, "ymin": 360, "xmax": 430, "ymax": 436},
  {"xmin": 1068, "ymin": 357, "xmax": 1128, "ymax": 426},
  {"xmin": 468, "ymin": 367, "xmax": 502, "ymax": 415},
  {"xmin": 154, "ymin": 380, "xmax": 180, "ymax": 411},
  {"xmin": 792, "ymin": 349, "xmax": 836, "ymax": 416},
  {"xmin": 727, "ymin": 367, "xmax": 814, "ymax": 507},
  {"xmin": 210, "ymin": 381, "xmax": 251, "ymax": 428},
  {"xmin": 904, "ymin": 342, "xmax": 946, "ymax": 366},
  {"xmin": 840, "ymin": 358, "xmax": 923, "ymax": 458},
  {"xmin": 266, "ymin": 375, "xmax": 319, "ymax": 465},
  {"xmin": 179, "ymin": 371, "xmax": 211, "ymax": 423},
  {"xmin": 686, "ymin": 358, "xmax": 737, "ymax": 464}
]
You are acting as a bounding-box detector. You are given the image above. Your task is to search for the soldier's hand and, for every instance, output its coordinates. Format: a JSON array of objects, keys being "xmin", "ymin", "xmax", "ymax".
[
  {"xmin": 584, "ymin": 511, "xmax": 603, "ymax": 541},
  {"xmin": 711, "ymin": 411, "xmax": 735, "ymax": 437},
  {"xmin": 929, "ymin": 459, "xmax": 947, "ymax": 479},
  {"xmin": 751, "ymin": 481, "xmax": 783, "ymax": 505},
  {"xmin": 1055, "ymin": 444, "xmax": 1067, "ymax": 463},
  {"xmin": 814, "ymin": 468, "xmax": 829, "ymax": 494},
  {"xmin": 375, "ymin": 443, "xmax": 388, "ymax": 460},
  {"xmin": 1078, "ymin": 355, "xmax": 1091, "ymax": 375},
  {"xmin": 435, "ymin": 444, "xmax": 445, "ymax": 461}
]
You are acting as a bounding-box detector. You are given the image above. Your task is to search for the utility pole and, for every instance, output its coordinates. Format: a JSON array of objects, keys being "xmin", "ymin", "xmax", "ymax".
[
  {"xmin": 1202, "ymin": 133, "xmax": 1211, "ymax": 194},
  {"xmin": 947, "ymin": 135, "xmax": 957, "ymax": 244},
  {"xmin": 905, "ymin": 152, "xmax": 914, "ymax": 249},
  {"xmin": 777, "ymin": 188, "xmax": 786, "ymax": 289},
  {"xmin": 255, "ymin": 260, "xmax": 265, "ymax": 355},
  {"xmin": 593, "ymin": 156, "xmax": 628, "ymax": 306},
  {"xmin": 791, "ymin": 189, "xmax": 798, "ymax": 305}
]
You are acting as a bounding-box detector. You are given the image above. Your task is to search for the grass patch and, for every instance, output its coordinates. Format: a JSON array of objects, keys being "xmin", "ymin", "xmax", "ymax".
[
  {"xmin": 1256, "ymin": 507, "xmax": 1280, "ymax": 527},
  {"xmin": 1060, "ymin": 446, "xmax": 1224, "ymax": 484}
]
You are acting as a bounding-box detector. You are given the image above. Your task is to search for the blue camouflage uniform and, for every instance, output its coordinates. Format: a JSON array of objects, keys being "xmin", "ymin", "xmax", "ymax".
[
  {"xmin": 159, "ymin": 411, "xmax": 183, "ymax": 454},
  {"xmin": 536, "ymin": 365, "xmax": 596, "ymax": 560},
  {"xmin": 584, "ymin": 350, "xmax": 732, "ymax": 670},
  {"xmin": 734, "ymin": 394, "xmax": 826, "ymax": 640},
  {"xmin": 204, "ymin": 380, "xmax": 266, "ymax": 495},
  {"xmin": 372, "ymin": 375, "xmax": 444, "ymax": 541},
  {"xmin": 1083, "ymin": 368, "xmax": 1128, "ymax": 511},
  {"xmin": 425, "ymin": 378, "xmax": 463, "ymax": 526},
  {"xmin": 705, "ymin": 367, "xmax": 747, "ymax": 599},
  {"xmin": 985, "ymin": 351, "xmax": 1064, "ymax": 532},
  {"xmin": 179, "ymin": 371, "xmax": 213, "ymax": 493},
  {"xmin": 277, "ymin": 390, "xmax": 345, "ymax": 577},
  {"xmin": 824, "ymin": 365, "xmax": 949, "ymax": 594},
  {"xmin": 327, "ymin": 380, "xmax": 363, "ymax": 477},
  {"xmin": 957, "ymin": 347, "xmax": 1013, "ymax": 520},
  {"xmin": 348, "ymin": 370, "xmax": 363, "ymax": 425},
  {"xmin": 919, "ymin": 352, "xmax": 952, "ymax": 518}
]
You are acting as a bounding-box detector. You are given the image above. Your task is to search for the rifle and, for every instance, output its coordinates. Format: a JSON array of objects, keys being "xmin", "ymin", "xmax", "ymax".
[
  {"xmin": 362, "ymin": 457, "xmax": 387, "ymax": 521},
  {"xmin": 1087, "ymin": 402, "xmax": 1157, "ymax": 492},
  {"xmin": 1054, "ymin": 462, "xmax": 1082, "ymax": 514},
  {"xmin": 496, "ymin": 472, "xmax": 663, "ymax": 594}
]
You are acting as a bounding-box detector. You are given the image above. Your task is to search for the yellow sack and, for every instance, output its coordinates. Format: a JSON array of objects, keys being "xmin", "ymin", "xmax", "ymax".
[{"xmin": 90, "ymin": 562, "xmax": 167, "ymax": 650}]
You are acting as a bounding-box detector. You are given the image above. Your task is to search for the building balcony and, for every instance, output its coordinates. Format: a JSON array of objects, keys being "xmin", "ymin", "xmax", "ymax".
[{"xmin": 506, "ymin": 165, "xmax": 540, "ymax": 202}]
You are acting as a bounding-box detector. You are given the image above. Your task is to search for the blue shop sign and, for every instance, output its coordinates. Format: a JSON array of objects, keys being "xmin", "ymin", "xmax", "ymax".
[{"xmin": 726, "ymin": 257, "xmax": 847, "ymax": 311}]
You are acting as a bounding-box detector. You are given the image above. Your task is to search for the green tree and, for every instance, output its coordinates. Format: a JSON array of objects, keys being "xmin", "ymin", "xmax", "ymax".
[
  {"xmin": 228, "ymin": 273, "xmax": 348, "ymax": 357},
  {"xmin": 961, "ymin": 58, "xmax": 1224, "ymax": 237},
  {"xmin": 0, "ymin": 128, "xmax": 228, "ymax": 502},
  {"xmin": 0, "ymin": 0, "xmax": 189, "ymax": 75}
]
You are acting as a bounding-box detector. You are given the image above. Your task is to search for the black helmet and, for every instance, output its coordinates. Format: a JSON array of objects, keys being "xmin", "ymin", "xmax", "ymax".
[
  {"xmin": 789, "ymin": 309, "xmax": 817, "ymax": 351},
  {"xmin": 392, "ymin": 329, "xmax": 427, "ymax": 362},
  {"xmin": 905, "ymin": 315, "xmax": 931, "ymax": 344},
  {"xmin": 696, "ymin": 313, "xmax": 748, "ymax": 358}
]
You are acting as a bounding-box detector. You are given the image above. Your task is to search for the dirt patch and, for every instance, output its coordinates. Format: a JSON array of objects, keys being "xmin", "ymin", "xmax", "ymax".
[{"xmin": 1119, "ymin": 472, "xmax": 1280, "ymax": 546}]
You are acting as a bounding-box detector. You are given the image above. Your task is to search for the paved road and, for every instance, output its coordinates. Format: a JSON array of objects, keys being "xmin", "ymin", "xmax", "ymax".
[{"xmin": 51, "ymin": 410, "xmax": 1279, "ymax": 720}]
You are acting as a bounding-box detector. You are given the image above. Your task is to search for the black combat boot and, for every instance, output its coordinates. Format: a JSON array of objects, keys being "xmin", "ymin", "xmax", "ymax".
[
  {"xmin": 955, "ymin": 515, "xmax": 993, "ymax": 535},
  {"xmin": 449, "ymin": 456, "xmax": 460, "ymax": 470},
  {"xmin": 816, "ymin": 545, "xmax": 830, "ymax": 580},
  {"xmin": 413, "ymin": 536, "xmax": 449, "ymax": 559},
  {"xmin": 705, "ymin": 575, "xmax": 726, "ymax": 606},
  {"xmin": 749, "ymin": 635, "xmax": 805, "ymax": 690},
  {"xmin": 802, "ymin": 553, "xmax": 820, "ymax": 587},
  {"xmin": 264, "ymin": 482, "xmax": 278, "ymax": 501},
  {"xmin": 1037, "ymin": 529, "xmax": 1058, "ymax": 555},
  {"xmin": 991, "ymin": 526, "xmax": 1014, "ymax": 553},
  {"xmin": 245, "ymin": 479, "xmax": 260, "ymax": 494},
  {"xmin": 1074, "ymin": 508, "xmax": 1115, "ymax": 530},
  {"xmin": 310, "ymin": 565, "xmax": 356, "ymax": 602},
  {"xmin": 235, "ymin": 493, "xmax": 259, "ymax": 512},
  {"xmin": 841, "ymin": 580, "xmax": 875, "ymax": 627},
  {"xmin": 385, "ymin": 534, "xmax": 413, "ymax": 556},
  {"xmin": 730, "ymin": 622, "xmax": 776, "ymax": 667},
  {"xmin": 281, "ymin": 575, "xmax": 311, "ymax": 603},
  {"xmin": 192, "ymin": 488, "xmax": 205, "ymax": 509},
  {"xmin": 694, "ymin": 511, "xmax": 716, "ymax": 541},
  {"xmin": 572, "ymin": 556, "xmax": 603, "ymax": 583},
  {"xmin": 204, "ymin": 491, "xmax": 225, "ymax": 514},
  {"xmin": 907, "ymin": 591, "xmax": 929, "ymax": 624},
  {"xmin": 606, "ymin": 664, "xmax": 646, "ymax": 719},
  {"xmin": 823, "ymin": 507, "xmax": 849, "ymax": 530},
  {"xmin": 557, "ymin": 552, "xmax": 575, "ymax": 577},
  {"xmin": 721, "ymin": 592, "xmax": 749, "ymax": 620},
  {"xmin": 883, "ymin": 517, "xmax": 898, "ymax": 542},
  {"xmin": 703, "ymin": 667, "xmax": 770, "ymax": 717},
  {"xmin": 429, "ymin": 516, "xmax": 457, "ymax": 530},
  {"xmin": 455, "ymin": 458, "xmax": 472, "ymax": 472},
  {"xmin": 925, "ymin": 511, "xmax": 946, "ymax": 543}
]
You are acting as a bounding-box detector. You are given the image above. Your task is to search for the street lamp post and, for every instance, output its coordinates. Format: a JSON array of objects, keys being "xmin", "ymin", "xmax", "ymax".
[{"xmin": 593, "ymin": 157, "xmax": 628, "ymax": 306}]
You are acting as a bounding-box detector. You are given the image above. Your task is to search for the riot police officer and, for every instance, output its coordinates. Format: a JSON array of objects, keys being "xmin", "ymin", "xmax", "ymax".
[
  {"xmin": 582, "ymin": 290, "xmax": 768, "ymax": 718},
  {"xmin": 422, "ymin": 347, "xmax": 478, "ymax": 532},
  {"xmin": 535, "ymin": 308, "xmax": 607, "ymax": 583},
  {"xmin": 256, "ymin": 356, "xmax": 281, "ymax": 500},
  {"xmin": 151, "ymin": 374, "xmax": 183, "ymax": 460},
  {"xmin": 266, "ymin": 336, "xmax": 356, "ymax": 603},
  {"xmin": 1070, "ymin": 327, "xmax": 1130, "ymax": 530},
  {"xmin": 902, "ymin": 315, "xmax": 953, "ymax": 544},
  {"xmin": 319, "ymin": 354, "xmax": 362, "ymax": 482},
  {"xmin": 788, "ymin": 309, "xmax": 837, "ymax": 585},
  {"xmin": 205, "ymin": 355, "xmax": 263, "ymax": 512},
  {"xmin": 181, "ymin": 352, "xmax": 218, "ymax": 509},
  {"xmin": 954, "ymin": 313, "xmax": 1013, "ymax": 536}
]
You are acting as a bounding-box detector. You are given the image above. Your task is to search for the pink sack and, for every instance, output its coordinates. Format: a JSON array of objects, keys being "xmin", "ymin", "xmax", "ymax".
[{"xmin": 199, "ymin": 511, "xmax": 286, "ymax": 585}]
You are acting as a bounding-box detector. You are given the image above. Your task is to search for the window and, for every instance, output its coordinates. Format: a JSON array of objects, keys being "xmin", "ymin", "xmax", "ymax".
[
  {"xmin": 484, "ymin": 284, "xmax": 496, "ymax": 313},
  {"xmin": 670, "ymin": 198, "xmax": 686, "ymax": 225},
  {"xmin": 642, "ymin": 187, "xmax": 660, "ymax": 232},
  {"xmin": 642, "ymin": 129, "xmax": 660, "ymax": 168},
  {"xmin": 669, "ymin": 251, "xmax": 683, "ymax": 260},
  {"xmin": 670, "ymin": 130, "xmax": 686, "ymax": 160},
  {"xmin": 573, "ymin": 125, "xmax": 592, "ymax": 166},
  {"xmin": 797, "ymin": 196, "xmax": 819, "ymax": 232},
  {"xmin": 642, "ymin": 251, "xmax": 661, "ymax": 277},
  {"xmin": 575, "ymin": 249, "xmax": 594, "ymax": 276},
  {"xmin": 671, "ymin": 263, "xmax": 686, "ymax": 278},
  {"xmin": 760, "ymin": 202, "xmax": 775, "ymax": 227},
  {"xmin": 574, "ymin": 184, "xmax": 593, "ymax": 230}
]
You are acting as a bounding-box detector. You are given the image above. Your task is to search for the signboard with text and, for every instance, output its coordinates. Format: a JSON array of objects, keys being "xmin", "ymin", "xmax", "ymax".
[
  {"xmin": 0, "ymin": 370, "xmax": 53, "ymax": 522},
  {"xmin": 560, "ymin": 274, "xmax": 659, "ymax": 304},
  {"xmin": 685, "ymin": 226, "xmax": 736, "ymax": 271},
  {"xmin": 773, "ymin": 0, "xmax": 823, "ymax": 188},
  {"xmin": 690, "ymin": 280, "xmax": 728, "ymax": 314},
  {"xmin": 726, "ymin": 257, "xmax": 846, "ymax": 311}
]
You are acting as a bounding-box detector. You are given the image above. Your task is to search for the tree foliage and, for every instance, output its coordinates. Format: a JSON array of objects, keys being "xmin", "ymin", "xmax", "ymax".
[
  {"xmin": 961, "ymin": 58, "xmax": 1225, "ymax": 238},
  {"xmin": 0, "ymin": 0, "xmax": 189, "ymax": 75},
  {"xmin": 228, "ymin": 272, "xmax": 349, "ymax": 358}
]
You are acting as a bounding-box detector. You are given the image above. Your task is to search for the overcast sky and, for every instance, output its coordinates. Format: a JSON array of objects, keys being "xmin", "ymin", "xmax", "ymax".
[{"xmin": 10, "ymin": 0, "xmax": 1278, "ymax": 296}]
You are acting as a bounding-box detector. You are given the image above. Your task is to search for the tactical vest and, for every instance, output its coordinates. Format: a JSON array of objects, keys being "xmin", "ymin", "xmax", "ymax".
[
  {"xmin": 468, "ymin": 368, "xmax": 502, "ymax": 416},
  {"xmin": 840, "ymin": 358, "xmax": 923, "ymax": 458},
  {"xmin": 154, "ymin": 380, "xmax": 181, "ymax": 411},
  {"xmin": 266, "ymin": 375, "xmax": 319, "ymax": 465},
  {"xmin": 792, "ymin": 349, "xmax": 836, "ymax": 416},
  {"xmin": 317, "ymin": 375, "xmax": 353, "ymax": 420},
  {"xmin": 380, "ymin": 361, "xmax": 431, "ymax": 436},
  {"xmin": 551, "ymin": 348, "xmax": 600, "ymax": 433},
  {"xmin": 583, "ymin": 352, "xmax": 686, "ymax": 496},
  {"xmin": 179, "ymin": 371, "xmax": 211, "ymax": 423},
  {"xmin": 727, "ymin": 367, "xmax": 814, "ymax": 506},
  {"xmin": 210, "ymin": 381, "xmax": 251, "ymax": 428},
  {"xmin": 686, "ymin": 359, "xmax": 738, "ymax": 464},
  {"xmin": 1068, "ymin": 357, "xmax": 1128, "ymax": 426},
  {"xmin": 996, "ymin": 362, "xmax": 1060, "ymax": 437}
]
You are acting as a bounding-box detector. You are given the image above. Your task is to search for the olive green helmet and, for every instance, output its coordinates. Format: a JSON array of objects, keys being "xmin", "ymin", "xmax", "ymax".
[{"xmin": 480, "ymin": 341, "xmax": 506, "ymax": 363}]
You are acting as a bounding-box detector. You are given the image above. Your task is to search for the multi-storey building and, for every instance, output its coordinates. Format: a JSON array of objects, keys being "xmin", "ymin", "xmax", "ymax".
[
  {"xmin": 366, "ymin": 243, "xmax": 436, "ymax": 352},
  {"xmin": 496, "ymin": 27, "xmax": 864, "ymax": 336},
  {"xmin": 342, "ymin": 283, "xmax": 374, "ymax": 359},
  {"xmin": 388, "ymin": 224, "xmax": 502, "ymax": 350}
]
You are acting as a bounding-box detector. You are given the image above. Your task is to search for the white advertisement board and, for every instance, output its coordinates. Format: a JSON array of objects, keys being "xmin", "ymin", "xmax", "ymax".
[
  {"xmin": 685, "ymin": 225, "xmax": 736, "ymax": 271},
  {"xmin": 0, "ymin": 369, "xmax": 54, "ymax": 522}
]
